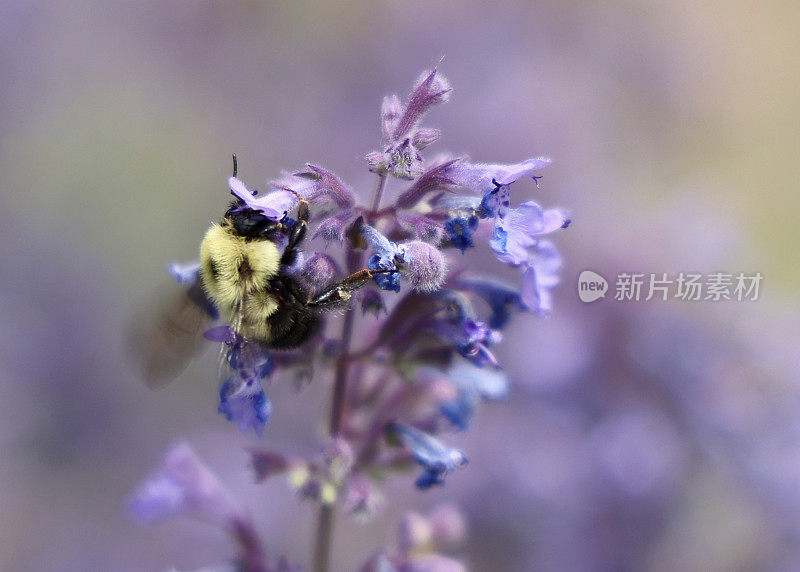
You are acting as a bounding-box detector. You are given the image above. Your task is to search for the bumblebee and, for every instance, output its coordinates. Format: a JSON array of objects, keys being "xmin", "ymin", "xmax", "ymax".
[{"xmin": 129, "ymin": 156, "xmax": 388, "ymax": 387}]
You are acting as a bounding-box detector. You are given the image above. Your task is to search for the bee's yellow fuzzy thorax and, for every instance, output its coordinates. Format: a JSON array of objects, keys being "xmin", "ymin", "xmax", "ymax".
[{"xmin": 199, "ymin": 223, "xmax": 281, "ymax": 340}]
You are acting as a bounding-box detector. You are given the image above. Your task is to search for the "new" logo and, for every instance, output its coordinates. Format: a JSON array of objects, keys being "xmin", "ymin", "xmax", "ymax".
[{"xmin": 578, "ymin": 270, "xmax": 608, "ymax": 303}]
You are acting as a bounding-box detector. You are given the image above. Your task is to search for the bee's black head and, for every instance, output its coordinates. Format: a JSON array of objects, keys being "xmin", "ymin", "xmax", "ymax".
[{"xmin": 226, "ymin": 202, "xmax": 280, "ymax": 238}]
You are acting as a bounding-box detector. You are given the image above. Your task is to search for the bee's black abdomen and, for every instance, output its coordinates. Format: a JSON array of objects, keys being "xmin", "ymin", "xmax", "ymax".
[{"xmin": 266, "ymin": 275, "xmax": 320, "ymax": 349}]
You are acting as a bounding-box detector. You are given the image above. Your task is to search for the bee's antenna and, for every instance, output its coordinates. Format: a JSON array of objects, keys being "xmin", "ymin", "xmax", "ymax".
[{"xmin": 232, "ymin": 154, "xmax": 238, "ymax": 178}]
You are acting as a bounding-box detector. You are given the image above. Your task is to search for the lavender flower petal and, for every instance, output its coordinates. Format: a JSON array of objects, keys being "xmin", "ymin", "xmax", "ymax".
[
  {"xmin": 448, "ymin": 158, "xmax": 551, "ymax": 194},
  {"xmin": 390, "ymin": 422, "xmax": 467, "ymax": 489},
  {"xmin": 292, "ymin": 164, "xmax": 356, "ymax": 209},
  {"xmin": 519, "ymin": 240, "xmax": 562, "ymax": 316},
  {"xmin": 228, "ymin": 176, "xmax": 286, "ymax": 220},
  {"xmin": 395, "ymin": 158, "xmax": 462, "ymax": 209},
  {"xmin": 218, "ymin": 372, "xmax": 273, "ymax": 435},
  {"xmin": 128, "ymin": 442, "xmax": 240, "ymax": 526}
]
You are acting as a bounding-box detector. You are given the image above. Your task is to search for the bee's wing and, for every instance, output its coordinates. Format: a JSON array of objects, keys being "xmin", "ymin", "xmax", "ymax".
[{"xmin": 125, "ymin": 278, "xmax": 215, "ymax": 390}]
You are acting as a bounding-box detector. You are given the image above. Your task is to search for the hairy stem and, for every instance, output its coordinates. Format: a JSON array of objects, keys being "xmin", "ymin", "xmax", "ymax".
[
  {"xmin": 312, "ymin": 172, "xmax": 388, "ymax": 572},
  {"xmin": 369, "ymin": 172, "xmax": 388, "ymax": 216},
  {"xmin": 231, "ymin": 516, "xmax": 269, "ymax": 572}
]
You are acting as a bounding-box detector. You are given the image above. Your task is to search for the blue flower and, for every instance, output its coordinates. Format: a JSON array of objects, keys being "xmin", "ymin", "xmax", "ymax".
[
  {"xmin": 444, "ymin": 215, "xmax": 478, "ymax": 252},
  {"xmin": 455, "ymin": 318, "xmax": 500, "ymax": 368},
  {"xmin": 439, "ymin": 362, "xmax": 509, "ymax": 430},
  {"xmin": 368, "ymin": 255, "xmax": 401, "ymax": 292},
  {"xmin": 204, "ymin": 327, "xmax": 275, "ymax": 434},
  {"xmin": 218, "ymin": 372, "xmax": 273, "ymax": 435},
  {"xmin": 490, "ymin": 200, "xmax": 569, "ymax": 266},
  {"xmin": 361, "ymin": 224, "xmax": 406, "ymax": 291},
  {"xmin": 430, "ymin": 291, "xmax": 501, "ymax": 368},
  {"xmin": 454, "ymin": 278, "xmax": 524, "ymax": 330},
  {"xmin": 389, "ymin": 422, "xmax": 467, "ymax": 489}
]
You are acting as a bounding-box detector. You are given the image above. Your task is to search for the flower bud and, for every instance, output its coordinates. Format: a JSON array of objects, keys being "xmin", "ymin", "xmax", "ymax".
[
  {"xmin": 401, "ymin": 241, "xmax": 447, "ymax": 293},
  {"xmin": 429, "ymin": 504, "xmax": 467, "ymax": 545},
  {"xmin": 398, "ymin": 511, "xmax": 433, "ymax": 553}
]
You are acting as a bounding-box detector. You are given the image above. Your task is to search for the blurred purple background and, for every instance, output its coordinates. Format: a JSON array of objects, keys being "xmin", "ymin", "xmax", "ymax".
[{"xmin": 1, "ymin": 1, "xmax": 799, "ymax": 570}]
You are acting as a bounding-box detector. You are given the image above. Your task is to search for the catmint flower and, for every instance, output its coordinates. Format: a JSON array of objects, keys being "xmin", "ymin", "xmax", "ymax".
[
  {"xmin": 401, "ymin": 241, "xmax": 447, "ymax": 293},
  {"xmin": 389, "ymin": 422, "xmax": 467, "ymax": 489},
  {"xmin": 439, "ymin": 361, "xmax": 509, "ymax": 430},
  {"xmin": 394, "ymin": 69, "xmax": 451, "ymax": 141},
  {"xmin": 322, "ymin": 436, "xmax": 355, "ymax": 483},
  {"xmin": 205, "ymin": 327, "xmax": 274, "ymax": 435},
  {"xmin": 491, "ymin": 200, "xmax": 570, "ymax": 266},
  {"xmin": 394, "ymin": 158, "xmax": 462, "ymax": 210},
  {"xmin": 128, "ymin": 442, "xmax": 241, "ymax": 526},
  {"xmin": 429, "ymin": 293, "xmax": 501, "ymax": 368},
  {"xmin": 519, "ymin": 239, "xmax": 562, "ymax": 316},
  {"xmin": 370, "ymin": 69, "xmax": 451, "ymax": 179},
  {"xmin": 218, "ymin": 373, "xmax": 272, "ymax": 435},
  {"xmin": 361, "ymin": 225, "xmax": 406, "ymax": 292},
  {"xmin": 448, "ymin": 157, "xmax": 551, "ymax": 195},
  {"xmin": 167, "ymin": 260, "xmax": 200, "ymax": 284},
  {"xmin": 361, "ymin": 505, "xmax": 467, "ymax": 572},
  {"xmin": 228, "ymin": 176, "xmax": 290, "ymax": 219},
  {"xmin": 344, "ymin": 474, "xmax": 386, "ymax": 522},
  {"xmin": 444, "ymin": 215, "xmax": 479, "ymax": 253},
  {"xmin": 453, "ymin": 278, "xmax": 525, "ymax": 330},
  {"xmin": 279, "ymin": 164, "xmax": 356, "ymax": 210}
]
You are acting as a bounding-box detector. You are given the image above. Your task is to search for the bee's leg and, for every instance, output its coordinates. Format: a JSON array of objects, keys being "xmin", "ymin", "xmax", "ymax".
[
  {"xmin": 280, "ymin": 198, "xmax": 310, "ymax": 267},
  {"xmin": 308, "ymin": 268, "xmax": 395, "ymax": 309}
]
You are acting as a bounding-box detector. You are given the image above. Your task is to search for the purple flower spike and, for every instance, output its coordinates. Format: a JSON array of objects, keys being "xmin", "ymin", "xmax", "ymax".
[
  {"xmin": 128, "ymin": 442, "xmax": 241, "ymax": 526},
  {"xmin": 228, "ymin": 176, "xmax": 287, "ymax": 220},
  {"xmin": 520, "ymin": 240, "xmax": 562, "ymax": 316},
  {"xmin": 393, "ymin": 69, "xmax": 452, "ymax": 141},
  {"xmin": 371, "ymin": 69, "xmax": 451, "ymax": 179},
  {"xmin": 389, "ymin": 422, "xmax": 467, "ymax": 490}
]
